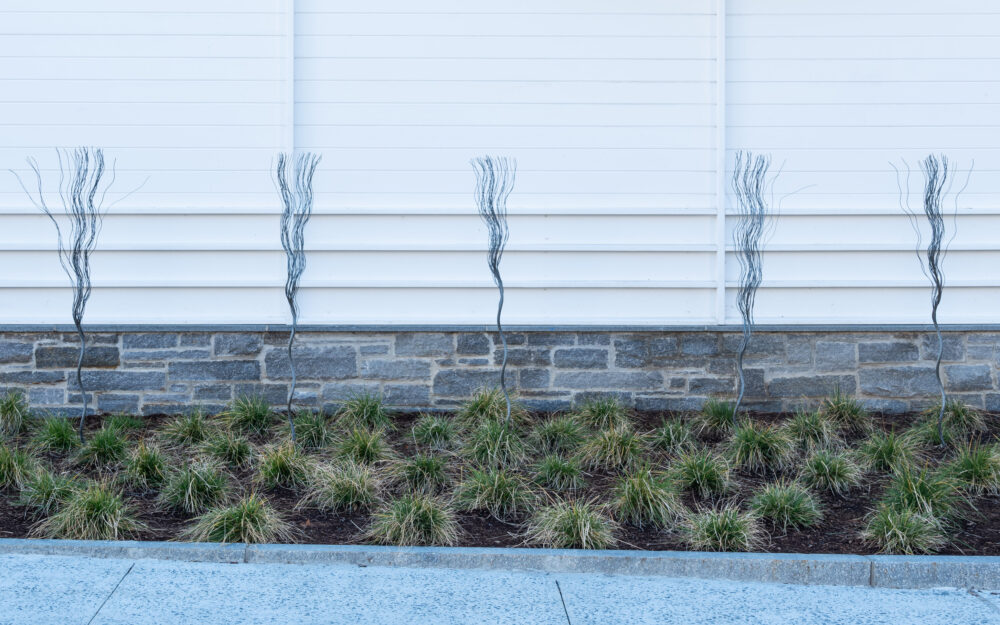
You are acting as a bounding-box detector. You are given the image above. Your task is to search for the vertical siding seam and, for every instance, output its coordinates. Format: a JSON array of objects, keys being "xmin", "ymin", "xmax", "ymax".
[
  {"xmin": 285, "ymin": 0, "xmax": 296, "ymax": 153},
  {"xmin": 714, "ymin": 0, "xmax": 728, "ymax": 325}
]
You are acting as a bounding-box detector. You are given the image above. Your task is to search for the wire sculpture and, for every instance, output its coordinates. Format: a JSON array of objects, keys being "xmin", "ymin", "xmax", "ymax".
[
  {"xmin": 730, "ymin": 151, "xmax": 775, "ymax": 422},
  {"xmin": 471, "ymin": 156, "xmax": 516, "ymax": 426},
  {"xmin": 894, "ymin": 154, "xmax": 972, "ymax": 446},
  {"xmin": 275, "ymin": 151, "xmax": 321, "ymax": 442},
  {"xmin": 10, "ymin": 147, "xmax": 115, "ymax": 442}
]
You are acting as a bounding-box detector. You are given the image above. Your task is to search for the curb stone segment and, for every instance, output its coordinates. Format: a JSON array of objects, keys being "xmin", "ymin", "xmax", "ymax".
[{"xmin": 3, "ymin": 539, "xmax": 1000, "ymax": 590}]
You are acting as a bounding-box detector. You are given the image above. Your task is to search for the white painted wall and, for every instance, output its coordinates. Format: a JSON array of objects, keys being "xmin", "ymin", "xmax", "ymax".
[{"xmin": 0, "ymin": 0, "xmax": 997, "ymax": 325}]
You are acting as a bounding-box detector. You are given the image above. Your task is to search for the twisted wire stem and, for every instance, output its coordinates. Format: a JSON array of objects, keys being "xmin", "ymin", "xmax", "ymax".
[
  {"xmin": 896, "ymin": 154, "xmax": 965, "ymax": 447},
  {"xmin": 730, "ymin": 151, "xmax": 773, "ymax": 423},
  {"xmin": 11, "ymin": 147, "xmax": 111, "ymax": 442},
  {"xmin": 276, "ymin": 152, "xmax": 321, "ymax": 442},
  {"xmin": 472, "ymin": 156, "xmax": 516, "ymax": 427}
]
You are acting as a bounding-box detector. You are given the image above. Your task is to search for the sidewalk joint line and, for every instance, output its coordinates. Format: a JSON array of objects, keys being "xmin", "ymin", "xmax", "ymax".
[
  {"xmin": 86, "ymin": 561, "xmax": 135, "ymax": 625},
  {"xmin": 555, "ymin": 580, "xmax": 572, "ymax": 625},
  {"xmin": 969, "ymin": 589, "xmax": 1000, "ymax": 614}
]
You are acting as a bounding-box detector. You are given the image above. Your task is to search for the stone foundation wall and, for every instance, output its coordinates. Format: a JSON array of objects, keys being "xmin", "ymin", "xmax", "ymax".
[{"xmin": 1, "ymin": 329, "xmax": 998, "ymax": 415}]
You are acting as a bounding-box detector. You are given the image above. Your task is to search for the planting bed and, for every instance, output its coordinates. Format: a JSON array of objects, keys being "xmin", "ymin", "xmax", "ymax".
[{"xmin": 1, "ymin": 390, "xmax": 999, "ymax": 555}]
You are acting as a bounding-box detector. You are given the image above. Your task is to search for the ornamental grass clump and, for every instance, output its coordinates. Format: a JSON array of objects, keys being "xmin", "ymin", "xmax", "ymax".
[
  {"xmin": 683, "ymin": 505, "xmax": 763, "ymax": 552},
  {"xmin": 0, "ymin": 444, "xmax": 36, "ymax": 490},
  {"xmin": 300, "ymin": 461, "xmax": 381, "ymax": 512},
  {"xmin": 18, "ymin": 468, "xmax": 77, "ymax": 517},
  {"xmin": 411, "ymin": 413, "xmax": 458, "ymax": 450},
  {"xmin": 785, "ymin": 409, "xmax": 841, "ymax": 452},
  {"xmin": 525, "ymin": 499, "xmax": 617, "ymax": 550},
  {"xmin": 337, "ymin": 428, "xmax": 389, "ymax": 465},
  {"xmin": 531, "ymin": 416, "xmax": 586, "ymax": 455},
  {"xmin": 256, "ymin": 443, "xmax": 311, "ymax": 490},
  {"xmin": 912, "ymin": 400, "xmax": 986, "ymax": 447},
  {"xmin": 671, "ymin": 449, "xmax": 730, "ymax": 498},
  {"xmin": 612, "ymin": 467, "xmax": 685, "ymax": 529},
  {"xmin": 201, "ymin": 431, "xmax": 254, "ymax": 469},
  {"xmin": 368, "ymin": 493, "xmax": 458, "ymax": 546},
  {"xmin": 163, "ymin": 409, "xmax": 211, "ymax": 446},
  {"xmin": 35, "ymin": 481, "xmax": 144, "ymax": 540},
  {"xmin": 750, "ymin": 480, "xmax": 823, "ymax": 532},
  {"xmin": 578, "ymin": 425, "xmax": 646, "ymax": 472},
  {"xmin": 821, "ymin": 388, "xmax": 868, "ymax": 432},
  {"xmin": 574, "ymin": 397, "xmax": 630, "ymax": 430},
  {"xmin": 184, "ymin": 493, "xmax": 295, "ymax": 544},
  {"xmin": 76, "ymin": 427, "xmax": 128, "ymax": 469},
  {"xmin": 881, "ymin": 465, "xmax": 965, "ymax": 522},
  {"xmin": 727, "ymin": 420, "xmax": 793, "ymax": 474},
  {"xmin": 337, "ymin": 392, "xmax": 392, "ymax": 431},
  {"xmin": 456, "ymin": 467, "xmax": 534, "ymax": 519},
  {"xmin": 457, "ymin": 387, "xmax": 528, "ymax": 427},
  {"xmin": 105, "ymin": 414, "xmax": 144, "ymax": 434},
  {"xmin": 398, "ymin": 453, "xmax": 450, "ymax": 494},
  {"xmin": 534, "ymin": 454, "xmax": 586, "ymax": 492},
  {"xmin": 857, "ymin": 431, "xmax": 920, "ymax": 473},
  {"xmin": 800, "ymin": 449, "xmax": 861, "ymax": 496},
  {"xmin": 0, "ymin": 390, "xmax": 30, "ymax": 438},
  {"xmin": 862, "ymin": 505, "xmax": 946, "ymax": 555},
  {"xmin": 693, "ymin": 399, "xmax": 736, "ymax": 435},
  {"xmin": 123, "ymin": 441, "xmax": 167, "ymax": 489},
  {"xmin": 945, "ymin": 443, "xmax": 1000, "ymax": 494},
  {"xmin": 31, "ymin": 417, "xmax": 79, "ymax": 453},
  {"xmin": 651, "ymin": 418, "xmax": 694, "ymax": 454},
  {"xmin": 160, "ymin": 461, "xmax": 230, "ymax": 514},
  {"xmin": 463, "ymin": 419, "xmax": 526, "ymax": 468},
  {"xmin": 221, "ymin": 395, "xmax": 274, "ymax": 437}
]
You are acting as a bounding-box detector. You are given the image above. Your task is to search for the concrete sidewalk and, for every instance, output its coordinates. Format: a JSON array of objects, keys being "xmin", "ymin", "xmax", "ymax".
[{"xmin": 3, "ymin": 553, "xmax": 1000, "ymax": 625}]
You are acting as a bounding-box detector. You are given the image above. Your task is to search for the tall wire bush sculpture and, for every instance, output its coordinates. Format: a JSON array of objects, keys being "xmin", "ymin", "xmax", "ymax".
[
  {"xmin": 275, "ymin": 152, "xmax": 321, "ymax": 442},
  {"xmin": 730, "ymin": 151, "xmax": 775, "ymax": 422},
  {"xmin": 10, "ymin": 147, "xmax": 117, "ymax": 442},
  {"xmin": 472, "ymin": 156, "xmax": 516, "ymax": 426},
  {"xmin": 894, "ymin": 154, "xmax": 972, "ymax": 446}
]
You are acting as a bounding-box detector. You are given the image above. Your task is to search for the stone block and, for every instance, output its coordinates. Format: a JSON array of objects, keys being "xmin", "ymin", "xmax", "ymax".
[
  {"xmin": 384, "ymin": 384, "xmax": 430, "ymax": 407},
  {"xmin": 859, "ymin": 366, "xmax": 938, "ymax": 397},
  {"xmin": 859, "ymin": 342, "xmax": 919, "ymax": 363},
  {"xmin": 525, "ymin": 332, "xmax": 576, "ymax": 346},
  {"xmin": 234, "ymin": 383, "xmax": 288, "ymax": 405},
  {"xmin": 0, "ymin": 341, "xmax": 32, "ymax": 364},
  {"xmin": 123, "ymin": 333, "xmax": 177, "ymax": 349},
  {"xmin": 768, "ymin": 374, "xmax": 856, "ymax": 398},
  {"xmin": 193, "ymin": 385, "xmax": 232, "ymax": 401},
  {"xmin": 920, "ymin": 334, "xmax": 964, "ymax": 362},
  {"xmin": 361, "ymin": 359, "xmax": 431, "ymax": 380},
  {"xmin": 552, "ymin": 348, "xmax": 608, "ymax": 369},
  {"xmin": 264, "ymin": 346, "xmax": 355, "ymax": 380},
  {"xmin": 681, "ymin": 334, "xmax": 719, "ymax": 356},
  {"xmin": 69, "ymin": 371, "xmax": 166, "ymax": 392},
  {"xmin": 456, "ymin": 333, "xmax": 491, "ymax": 355},
  {"xmin": 518, "ymin": 368, "xmax": 550, "ymax": 389},
  {"xmin": 613, "ymin": 337, "xmax": 678, "ymax": 368},
  {"xmin": 214, "ymin": 333, "xmax": 263, "ymax": 356},
  {"xmin": 169, "ymin": 361, "xmax": 260, "ymax": 382},
  {"xmin": 179, "ymin": 333, "xmax": 212, "ymax": 347},
  {"xmin": 97, "ymin": 394, "xmax": 140, "ymax": 413},
  {"xmin": 321, "ymin": 383, "xmax": 380, "ymax": 403},
  {"xmin": 944, "ymin": 364, "xmax": 993, "ymax": 392},
  {"xmin": 122, "ymin": 349, "xmax": 211, "ymax": 361},
  {"xmin": 35, "ymin": 346, "xmax": 119, "ymax": 369},
  {"xmin": 553, "ymin": 371, "xmax": 663, "ymax": 390},
  {"xmin": 0, "ymin": 371, "xmax": 65, "ymax": 384},
  {"xmin": 432, "ymin": 370, "xmax": 501, "ymax": 397},
  {"xmin": 395, "ymin": 333, "xmax": 453, "ymax": 356},
  {"xmin": 495, "ymin": 348, "xmax": 550, "ymax": 367},
  {"xmin": 28, "ymin": 387, "xmax": 64, "ymax": 406},
  {"xmin": 815, "ymin": 342, "xmax": 856, "ymax": 371}
]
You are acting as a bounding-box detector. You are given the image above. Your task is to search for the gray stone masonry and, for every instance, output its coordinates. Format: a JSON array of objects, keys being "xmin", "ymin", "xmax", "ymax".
[{"xmin": 1, "ymin": 330, "xmax": 999, "ymax": 415}]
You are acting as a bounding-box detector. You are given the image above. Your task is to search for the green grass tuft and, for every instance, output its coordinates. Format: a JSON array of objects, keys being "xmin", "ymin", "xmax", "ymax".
[
  {"xmin": 337, "ymin": 392, "xmax": 392, "ymax": 430},
  {"xmin": 534, "ymin": 454, "xmax": 586, "ymax": 492},
  {"xmin": 160, "ymin": 461, "xmax": 230, "ymax": 514},
  {"xmin": 221, "ymin": 395, "xmax": 275, "ymax": 436},
  {"xmin": 368, "ymin": 493, "xmax": 458, "ymax": 546},
  {"xmin": 336, "ymin": 428, "xmax": 389, "ymax": 465},
  {"xmin": 578, "ymin": 425, "xmax": 646, "ymax": 472},
  {"xmin": 881, "ymin": 465, "xmax": 965, "ymax": 521},
  {"xmin": 163, "ymin": 409, "xmax": 211, "ymax": 445},
  {"xmin": 201, "ymin": 431, "xmax": 254, "ymax": 469},
  {"xmin": 31, "ymin": 417, "xmax": 80, "ymax": 453},
  {"xmin": 800, "ymin": 450, "xmax": 862, "ymax": 496},
  {"xmin": 650, "ymin": 418, "xmax": 694, "ymax": 454},
  {"xmin": 671, "ymin": 449, "xmax": 730, "ymax": 498},
  {"xmin": 525, "ymin": 499, "xmax": 617, "ymax": 549},
  {"xmin": 289, "ymin": 411, "xmax": 333, "ymax": 450},
  {"xmin": 531, "ymin": 416, "xmax": 586, "ymax": 455},
  {"xmin": 612, "ymin": 467, "xmax": 685, "ymax": 529},
  {"xmin": 76, "ymin": 427, "xmax": 128, "ymax": 468},
  {"xmin": 410, "ymin": 413, "xmax": 458, "ymax": 450},
  {"xmin": 104, "ymin": 414, "xmax": 144, "ymax": 434},
  {"xmin": 398, "ymin": 453, "xmax": 450, "ymax": 494},
  {"xmin": 0, "ymin": 444, "xmax": 36, "ymax": 490},
  {"xmin": 463, "ymin": 419, "xmax": 526, "ymax": 468},
  {"xmin": 184, "ymin": 493, "xmax": 295, "ymax": 544},
  {"xmin": 256, "ymin": 443, "xmax": 311, "ymax": 490},
  {"xmin": 123, "ymin": 441, "xmax": 167, "ymax": 489},
  {"xmin": 862, "ymin": 505, "xmax": 946, "ymax": 554},
  {"xmin": 821, "ymin": 388, "xmax": 868, "ymax": 431},
  {"xmin": 727, "ymin": 420, "xmax": 794, "ymax": 474},
  {"xmin": 785, "ymin": 410, "xmax": 841, "ymax": 452},
  {"xmin": 300, "ymin": 461, "xmax": 382, "ymax": 512},
  {"xmin": 0, "ymin": 390, "xmax": 30, "ymax": 437},
  {"xmin": 573, "ymin": 397, "xmax": 630, "ymax": 430},
  {"xmin": 857, "ymin": 430, "xmax": 920, "ymax": 473},
  {"xmin": 683, "ymin": 505, "xmax": 763, "ymax": 552},
  {"xmin": 17, "ymin": 468, "xmax": 77, "ymax": 517},
  {"xmin": 456, "ymin": 467, "xmax": 534, "ymax": 519},
  {"xmin": 456, "ymin": 387, "xmax": 528, "ymax": 426},
  {"xmin": 34, "ymin": 481, "xmax": 145, "ymax": 540},
  {"xmin": 692, "ymin": 399, "xmax": 736, "ymax": 435},
  {"xmin": 945, "ymin": 443, "xmax": 1000, "ymax": 494},
  {"xmin": 750, "ymin": 480, "xmax": 823, "ymax": 532}
]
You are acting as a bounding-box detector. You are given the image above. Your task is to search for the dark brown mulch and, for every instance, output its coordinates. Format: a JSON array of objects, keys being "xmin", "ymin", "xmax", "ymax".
[{"xmin": 2, "ymin": 409, "xmax": 1000, "ymax": 555}]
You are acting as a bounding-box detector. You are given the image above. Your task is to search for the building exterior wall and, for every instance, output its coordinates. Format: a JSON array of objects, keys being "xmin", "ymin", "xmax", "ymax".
[{"xmin": 3, "ymin": 328, "xmax": 998, "ymax": 416}]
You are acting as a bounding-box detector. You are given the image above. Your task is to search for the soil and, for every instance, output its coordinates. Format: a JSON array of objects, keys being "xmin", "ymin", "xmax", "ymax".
[{"xmin": 2, "ymin": 409, "xmax": 999, "ymax": 555}]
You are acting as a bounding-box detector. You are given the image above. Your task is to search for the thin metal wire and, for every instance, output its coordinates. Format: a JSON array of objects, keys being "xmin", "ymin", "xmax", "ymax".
[
  {"xmin": 730, "ymin": 150, "xmax": 773, "ymax": 422},
  {"xmin": 471, "ymin": 155, "xmax": 516, "ymax": 426},
  {"xmin": 275, "ymin": 151, "xmax": 321, "ymax": 442},
  {"xmin": 10, "ymin": 148, "xmax": 112, "ymax": 442}
]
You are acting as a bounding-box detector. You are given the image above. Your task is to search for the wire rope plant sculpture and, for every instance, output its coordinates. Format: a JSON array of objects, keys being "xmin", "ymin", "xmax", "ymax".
[
  {"xmin": 730, "ymin": 150, "xmax": 777, "ymax": 423},
  {"xmin": 275, "ymin": 151, "xmax": 321, "ymax": 442},
  {"xmin": 10, "ymin": 147, "xmax": 125, "ymax": 442},
  {"xmin": 471, "ymin": 155, "xmax": 516, "ymax": 426},
  {"xmin": 893, "ymin": 154, "xmax": 972, "ymax": 446}
]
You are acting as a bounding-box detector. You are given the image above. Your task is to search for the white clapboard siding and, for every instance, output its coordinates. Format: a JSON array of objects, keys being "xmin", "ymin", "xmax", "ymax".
[{"xmin": 725, "ymin": 0, "xmax": 1000, "ymax": 324}]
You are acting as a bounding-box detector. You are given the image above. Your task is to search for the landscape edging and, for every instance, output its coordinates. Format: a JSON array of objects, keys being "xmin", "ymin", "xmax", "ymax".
[{"xmin": 1, "ymin": 538, "xmax": 998, "ymax": 590}]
